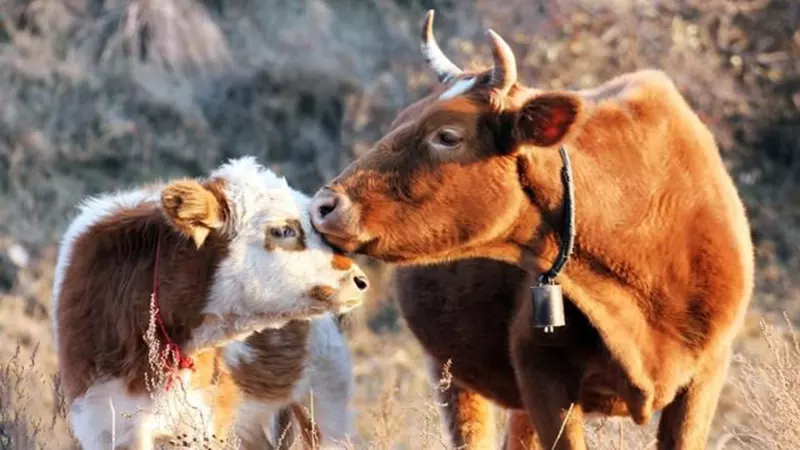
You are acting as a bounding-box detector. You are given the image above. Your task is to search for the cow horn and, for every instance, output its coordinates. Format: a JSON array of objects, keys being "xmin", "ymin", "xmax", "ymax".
[
  {"xmin": 421, "ymin": 10, "xmax": 462, "ymax": 83},
  {"xmin": 486, "ymin": 29, "xmax": 518, "ymax": 95}
]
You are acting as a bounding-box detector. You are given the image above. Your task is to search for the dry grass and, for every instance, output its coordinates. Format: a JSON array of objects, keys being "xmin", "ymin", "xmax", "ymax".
[
  {"xmin": 720, "ymin": 316, "xmax": 800, "ymax": 450},
  {"xmin": 1, "ymin": 274, "xmax": 799, "ymax": 449}
]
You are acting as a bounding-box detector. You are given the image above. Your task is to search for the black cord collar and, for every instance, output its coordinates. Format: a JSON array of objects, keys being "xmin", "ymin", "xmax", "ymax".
[
  {"xmin": 539, "ymin": 145, "xmax": 576, "ymax": 284},
  {"xmin": 530, "ymin": 145, "xmax": 575, "ymax": 333}
]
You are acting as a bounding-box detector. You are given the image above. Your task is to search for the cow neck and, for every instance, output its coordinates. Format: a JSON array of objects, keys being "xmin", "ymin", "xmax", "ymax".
[{"xmin": 150, "ymin": 229, "xmax": 196, "ymax": 390}]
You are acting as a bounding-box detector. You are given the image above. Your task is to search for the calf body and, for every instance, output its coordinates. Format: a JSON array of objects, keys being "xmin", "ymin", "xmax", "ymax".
[
  {"xmin": 311, "ymin": 11, "xmax": 753, "ymax": 450},
  {"xmin": 52, "ymin": 157, "xmax": 367, "ymax": 449}
]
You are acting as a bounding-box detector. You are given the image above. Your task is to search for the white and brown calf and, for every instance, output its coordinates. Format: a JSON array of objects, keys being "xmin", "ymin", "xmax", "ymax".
[{"xmin": 51, "ymin": 156, "xmax": 368, "ymax": 449}]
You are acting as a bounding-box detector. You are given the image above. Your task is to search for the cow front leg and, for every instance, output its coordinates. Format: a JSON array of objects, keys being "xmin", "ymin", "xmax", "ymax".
[
  {"xmin": 656, "ymin": 347, "xmax": 731, "ymax": 450},
  {"xmin": 427, "ymin": 356, "xmax": 497, "ymax": 449},
  {"xmin": 509, "ymin": 307, "xmax": 585, "ymax": 450}
]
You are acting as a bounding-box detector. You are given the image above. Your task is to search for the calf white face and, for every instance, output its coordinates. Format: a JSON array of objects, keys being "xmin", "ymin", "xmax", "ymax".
[{"xmin": 161, "ymin": 157, "xmax": 368, "ymax": 330}]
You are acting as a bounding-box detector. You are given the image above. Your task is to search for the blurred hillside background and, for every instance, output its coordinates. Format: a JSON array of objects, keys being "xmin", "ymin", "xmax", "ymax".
[{"xmin": 0, "ymin": 0, "xmax": 799, "ymax": 448}]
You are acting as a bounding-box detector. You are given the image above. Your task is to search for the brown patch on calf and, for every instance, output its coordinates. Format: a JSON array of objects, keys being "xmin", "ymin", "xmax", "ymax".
[
  {"xmin": 228, "ymin": 321, "xmax": 310, "ymax": 402},
  {"xmin": 57, "ymin": 200, "xmax": 231, "ymax": 402},
  {"xmin": 331, "ymin": 253, "xmax": 353, "ymax": 271},
  {"xmin": 308, "ymin": 285, "xmax": 337, "ymax": 304}
]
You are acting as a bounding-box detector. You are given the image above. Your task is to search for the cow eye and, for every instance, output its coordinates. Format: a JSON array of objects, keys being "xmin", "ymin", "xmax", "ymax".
[
  {"xmin": 436, "ymin": 129, "xmax": 462, "ymax": 147},
  {"xmin": 269, "ymin": 225, "xmax": 297, "ymax": 239}
]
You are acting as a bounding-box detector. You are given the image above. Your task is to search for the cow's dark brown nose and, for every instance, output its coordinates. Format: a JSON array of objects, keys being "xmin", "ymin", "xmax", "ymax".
[{"xmin": 310, "ymin": 188, "xmax": 358, "ymax": 240}]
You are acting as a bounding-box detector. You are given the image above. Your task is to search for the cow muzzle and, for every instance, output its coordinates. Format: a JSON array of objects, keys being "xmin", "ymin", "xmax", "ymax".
[{"xmin": 310, "ymin": 187, "xmax": 365, "ymax": 251}]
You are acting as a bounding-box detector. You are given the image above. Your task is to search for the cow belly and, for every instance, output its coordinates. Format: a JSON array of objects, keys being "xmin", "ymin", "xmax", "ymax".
[
  {"xmin": 395, "ymin": 259, "xmax": 618, "ymax": 413},
  {"xmin": 394, "ymin": 259, "xmax": 527, "ymax": 409}
]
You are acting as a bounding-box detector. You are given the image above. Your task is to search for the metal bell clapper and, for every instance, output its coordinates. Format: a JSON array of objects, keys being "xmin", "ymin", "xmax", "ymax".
[{"xmin": 532, "ymin": 280, "xmax": 566, "ymax": 333}]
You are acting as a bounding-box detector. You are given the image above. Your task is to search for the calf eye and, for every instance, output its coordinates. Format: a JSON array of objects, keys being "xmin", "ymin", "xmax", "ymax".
[
  {"xmin": 436, "ymin": 129, "xmax": 462, "ymax": 146},
  {"xmin": 269, "ymin": 225, "xmax": 297, "ymax": 239}
]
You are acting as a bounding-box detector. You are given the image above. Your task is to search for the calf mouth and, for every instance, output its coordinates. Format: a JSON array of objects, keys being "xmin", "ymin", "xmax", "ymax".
[{"xmin": 307, "ymin": 279, "xmax": 368, "ymax": 314}]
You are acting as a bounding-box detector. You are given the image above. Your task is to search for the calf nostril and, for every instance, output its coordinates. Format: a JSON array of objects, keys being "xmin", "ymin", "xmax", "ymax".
[{"xmin": 353, "ymin": 275, "xmax": 369, "ymax": 291}]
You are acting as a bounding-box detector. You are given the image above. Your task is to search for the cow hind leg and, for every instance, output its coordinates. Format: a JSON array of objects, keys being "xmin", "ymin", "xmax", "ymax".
[
  {"xmin": 656, "ymin": 348, "xmax": 732, "ymax": 450},
  {"xmin": 503, "ymin": 410, "xmax": 543, "ymax": 450},
  {"xmin": 427, "ymin": 356, "xmax": 497, "ymax": 449}
]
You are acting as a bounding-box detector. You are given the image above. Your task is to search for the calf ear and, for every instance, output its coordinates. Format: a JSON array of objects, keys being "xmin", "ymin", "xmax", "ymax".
[
  {"xmin": 513, "ymin": 93, "xmax": 582, "ymax": 148},
  {"xmin": 161, "ymin": 179, "xmax": 225, "ymax": 248}
]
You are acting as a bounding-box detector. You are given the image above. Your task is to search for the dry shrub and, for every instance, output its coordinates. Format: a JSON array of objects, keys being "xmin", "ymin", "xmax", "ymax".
[
  {"xmin": 347, "ymin": 324, "xmax": 457, "ymax": 449},
  {"xmin": 0, "ymin": 344, "xmax": 75, "ymax": 450},
  {"xmin": 720, "ymin": 315, "xmax": 800, "ymax": 450},
  {"xmin": 0, "ymin": 345, "xmax": 45, "ymax": 449}
]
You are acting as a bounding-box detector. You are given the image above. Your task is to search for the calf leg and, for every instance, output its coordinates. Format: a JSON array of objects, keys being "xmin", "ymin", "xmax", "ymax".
[
  {"xmin": 272, "ymin": 407, "xmax": 296, "ymax": 450},
  {"xmin": 234, "ymin": 399, "xmax": 280, "ymax": 450},
  {"xmin": 302, "ymin": 355, "xmax": 355, "ymax": 448},
  {"xmin": 503, "ymin": 410, "xmax": 543, "ymax": 450},
  {"xmin": 69, "ymin": 380, "xmax": 155, "ymax": 450},
  {"xmin": 656, "ymin": 347, "xmax": 731, "ymax": 450},
  {"xmin": 510, "ymin": 309, "xmax": 585, "ymax": 450},
  {"xmin": 427, "ymin": 357, "xmax": 497, "ymax": 449},
  {"xmin": 296, "ymin": 315, "xmax": 357, "ymax": 449}
]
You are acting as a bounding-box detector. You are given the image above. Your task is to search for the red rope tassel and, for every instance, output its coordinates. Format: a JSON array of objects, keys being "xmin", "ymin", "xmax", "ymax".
[{"xmin": 151, "ymin": 232, "xmax": 195, "ymax": 391}]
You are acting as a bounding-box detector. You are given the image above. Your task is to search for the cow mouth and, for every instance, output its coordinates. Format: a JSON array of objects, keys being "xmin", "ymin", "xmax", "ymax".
[
  {"xmin": 322, "ymin": 233, "xmax": 418, "ymax": 265},
  {"xmin": 346, "ymin": 238, "xmax": 423, "ymax": 265},
  {"xmin": 320, "ymin": 233, "xmax": 375, "ymax": 255}
]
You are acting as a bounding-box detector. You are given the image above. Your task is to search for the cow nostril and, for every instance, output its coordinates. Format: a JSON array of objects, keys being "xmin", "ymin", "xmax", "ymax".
[
  {"xmin": 319, "ymin": 204, "xmax": 334, "ymax": 218},
  {"xmin": 353, "ymin": 276, "xmax": 369, "ymax": 291},
  {"xmin": 318, "ymin": 197, "xmax": 338, "ymax": 219}
]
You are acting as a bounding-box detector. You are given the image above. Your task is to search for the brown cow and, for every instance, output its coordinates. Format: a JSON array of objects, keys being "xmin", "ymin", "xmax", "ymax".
[{"xmin": 309, "ymin": 10, "xmax": 754, "ymax": 450}]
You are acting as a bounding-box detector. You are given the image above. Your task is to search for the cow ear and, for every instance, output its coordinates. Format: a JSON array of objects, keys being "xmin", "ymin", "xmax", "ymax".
[
  {"xmin": 161, "ymin": 179, "xmax": 225, "ymax": 248},
  {"xmin": 514, "ymin": 93, "xmax": 582, "ymax": 148}
]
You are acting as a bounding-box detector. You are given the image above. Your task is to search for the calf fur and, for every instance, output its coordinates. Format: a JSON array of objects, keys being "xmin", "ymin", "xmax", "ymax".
[{"xmin": 52, "ymin": 156, "xmax": 367, "ymax": 449}]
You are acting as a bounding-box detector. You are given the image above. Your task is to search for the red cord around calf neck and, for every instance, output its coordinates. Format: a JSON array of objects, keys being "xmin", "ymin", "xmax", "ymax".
[{"xmin": 150, "ymin": 232, "xmax": 195, "ymax": 391}]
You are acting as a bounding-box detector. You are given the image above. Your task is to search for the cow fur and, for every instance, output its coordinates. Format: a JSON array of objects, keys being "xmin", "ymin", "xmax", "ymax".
[
  {"xmin": 52, "ymin": 156, "xmax": 365, "ymax": 449},
  {"xmin": 310, "ymin": 12, "xmax": 753, "ymax": 450}
]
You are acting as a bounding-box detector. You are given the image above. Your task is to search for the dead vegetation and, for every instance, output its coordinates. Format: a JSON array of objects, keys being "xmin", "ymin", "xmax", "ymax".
[
  {"xmin": 1, "ymin": 0, "xmax": 799, "ymax": 448},
  {"xmin": 723, "ymin": 316, "xmax": 800, "ymax": 450}
]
